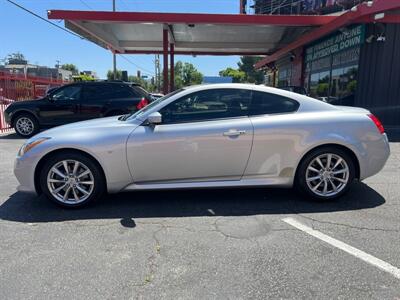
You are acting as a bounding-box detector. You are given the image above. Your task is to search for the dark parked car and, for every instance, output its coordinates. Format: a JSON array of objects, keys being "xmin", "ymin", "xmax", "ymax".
[{"xmin": 4, "ymin": 81, "xmax": 151, "ymax": 137}]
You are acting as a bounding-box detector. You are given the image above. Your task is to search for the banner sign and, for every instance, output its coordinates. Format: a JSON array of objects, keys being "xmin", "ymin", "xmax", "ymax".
[{"xmin": 305, "ymin": 25, "xmax": 365, "ymax": 63}]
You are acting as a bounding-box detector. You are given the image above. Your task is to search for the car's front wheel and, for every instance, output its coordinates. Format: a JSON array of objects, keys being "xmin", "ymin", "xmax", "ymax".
[
  {"xmin": 296, "ymin": 147, "xmax": 356, "ymax": 201},
  {"xmin": 13, "ymin": 113, "xmax": 39, "ymax": 137},
  {"xmin": 40, "ymin": 152, "xmax": 105, "ymax": 208}
]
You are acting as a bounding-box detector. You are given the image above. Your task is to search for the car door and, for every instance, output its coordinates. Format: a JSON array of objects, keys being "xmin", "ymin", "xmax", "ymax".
[
  {"xmin": 80, "ymin": 84, "xmax": 109, "ymax": 120},
  {"xmin": 126, "ymin": 88, "xmax": 254, "ymax": 183},
  {"xmin": 38, "ymin": 84, "xmax": 82, "ymax": 126},
  {"xmin": 244, "ymin": 90, "xmax": 300, "ymax": 179}
]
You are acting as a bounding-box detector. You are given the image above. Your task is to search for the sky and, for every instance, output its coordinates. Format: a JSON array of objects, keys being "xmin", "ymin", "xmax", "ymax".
[{"xmin": 0, "ymin": 0, "xmax": 242, "ymax": 79}]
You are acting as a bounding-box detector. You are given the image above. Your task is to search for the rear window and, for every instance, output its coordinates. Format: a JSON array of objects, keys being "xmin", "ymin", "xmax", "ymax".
[
  {"xmin": 250, "ymin": 91, "xmax": 299, "ymax": 115},
  {"xmin": 131, "ymin": 86, "xmax": 148, "ymax": 98}
]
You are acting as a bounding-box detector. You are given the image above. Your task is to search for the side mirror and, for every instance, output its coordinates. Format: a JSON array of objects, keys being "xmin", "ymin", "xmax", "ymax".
[
  {"xmin": 146, "ymin": 112, "xmax": 162, "ymax": 125},
  {"xmin": 46, "ymin": 94, "xmax": 54, "ymax": 102}
]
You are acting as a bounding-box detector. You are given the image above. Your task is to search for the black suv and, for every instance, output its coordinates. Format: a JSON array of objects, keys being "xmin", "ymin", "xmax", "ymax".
[{"xmin": 5, "ymin": 81, "xmax": 151, "ymax": 137}]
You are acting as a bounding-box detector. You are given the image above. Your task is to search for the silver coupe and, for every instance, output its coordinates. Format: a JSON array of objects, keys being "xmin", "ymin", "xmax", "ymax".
[{"xmin": 14, "ymin": 84, "xmax": 390, "ymax": 208}]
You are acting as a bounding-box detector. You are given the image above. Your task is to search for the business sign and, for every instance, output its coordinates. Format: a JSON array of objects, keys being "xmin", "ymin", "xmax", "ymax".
[{"xmin": 305, "ymin": 25, "xmax": 365, "ymax": 63}]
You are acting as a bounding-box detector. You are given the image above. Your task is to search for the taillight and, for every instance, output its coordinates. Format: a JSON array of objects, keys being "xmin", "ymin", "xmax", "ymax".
[
  {"xmin": 136, "ymin": 97, "xmax": 149, "ymax": 110},
  {"xmin": 368, "ymin": 114, "xmax": 385, "ymax": 134}
]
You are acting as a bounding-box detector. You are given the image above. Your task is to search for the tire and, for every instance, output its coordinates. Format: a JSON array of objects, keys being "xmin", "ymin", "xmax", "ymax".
[
  {"xmin": 40, "ymin": 152, "xmax": 105, "ymax": 208},
  {"xmin": 13, "ymin": 113, "xmax": 39, "ymax": 138},
  {"xmin": 295, "ymin": 146, "xmax": 356, "ymax": 201}
]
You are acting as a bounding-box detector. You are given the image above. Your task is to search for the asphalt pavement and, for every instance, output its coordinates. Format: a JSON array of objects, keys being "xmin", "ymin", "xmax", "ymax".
[{"xmin": 0, "ymin": 131, "xmax": 399, "ymax": 299}]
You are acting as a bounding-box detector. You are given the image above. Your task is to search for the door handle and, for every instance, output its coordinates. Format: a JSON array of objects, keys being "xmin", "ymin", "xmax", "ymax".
[{"xmin": 223, "ymin": 130, "xmax": 246, "ymax": 137}]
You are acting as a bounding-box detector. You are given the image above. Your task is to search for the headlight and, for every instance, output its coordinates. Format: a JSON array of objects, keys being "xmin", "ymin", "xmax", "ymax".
[{"xmin": 18, "ymin": 137, "xmax": 51, "ymax": 156}]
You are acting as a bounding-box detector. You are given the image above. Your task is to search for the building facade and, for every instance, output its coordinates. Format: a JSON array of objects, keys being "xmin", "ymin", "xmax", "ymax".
[{"xmin": 248, "ymin": 0, "xmax": 400, "ymax": 129}]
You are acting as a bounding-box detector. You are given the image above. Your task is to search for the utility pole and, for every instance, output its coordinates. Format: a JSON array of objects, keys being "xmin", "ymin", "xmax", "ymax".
[{"xmin": 112, "ymin": 0, "xmax": 117, "ymax": 80}]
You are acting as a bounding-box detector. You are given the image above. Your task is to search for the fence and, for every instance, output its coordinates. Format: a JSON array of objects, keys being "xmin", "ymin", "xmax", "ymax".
[{"xmin": 0, "ymin": 72, "xmax": 65, "ymax": 133}]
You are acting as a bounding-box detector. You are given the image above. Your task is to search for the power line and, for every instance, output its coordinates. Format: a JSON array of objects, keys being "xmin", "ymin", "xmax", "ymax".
[
  {"xmin": 79, "ymin": 0, "xmax": 94, "ymax": 10},
  {"xmin": 5, "ymin": 0, "xmax": 85, "ymax": 40},
  {"xmin": 6, "ymin": 0, "xmax": 155, "ymax": 77},
  {"xmin": 119, "ymin": 55, "xmax": 155, "ymax": 76}
]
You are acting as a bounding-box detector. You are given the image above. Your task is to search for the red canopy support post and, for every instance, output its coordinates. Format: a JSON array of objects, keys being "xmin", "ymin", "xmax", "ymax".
[
  {"xmin": 163, "ymin": 28, "xmax": 169, "ymax": 94},
  {"xmin": 170, "ymin": 43, "xmax": 175, "ymax": 92}
]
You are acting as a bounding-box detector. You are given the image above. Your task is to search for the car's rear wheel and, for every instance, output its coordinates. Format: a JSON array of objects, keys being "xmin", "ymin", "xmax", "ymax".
[
  {"xmin": 13, "ymin": 113, "xmax": 39, "ymax": 137},
  {"xmin": 40, "ymin": 152, "xmax": 105, "ymax": 208},
  {"xmin": 296, "ymin": 147, "xmax": 355, "ymax": 200}
]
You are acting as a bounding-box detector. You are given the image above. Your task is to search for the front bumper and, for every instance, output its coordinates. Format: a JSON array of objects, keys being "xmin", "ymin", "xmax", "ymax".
[
  {"xmin": 4, "ymin": 109, "xmax": 11, "ymax": 125},
  {"xmin": 14, "ymin": 154, "xmax": 38, "ymax": 195}
]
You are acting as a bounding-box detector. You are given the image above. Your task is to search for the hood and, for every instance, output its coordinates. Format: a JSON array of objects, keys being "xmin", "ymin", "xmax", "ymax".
[{"xmin": 8, "ymin": 98, "xmax": 45, "ymax": 107}]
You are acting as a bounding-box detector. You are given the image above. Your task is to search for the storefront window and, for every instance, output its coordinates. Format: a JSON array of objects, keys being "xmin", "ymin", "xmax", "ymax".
[
  {"xmin": 304, "ymin": 25, "xmax": 363, "ymax": 105},
  {"xmin": 277, "ymin": 66, "xmax": 291, "ymax": 87}
]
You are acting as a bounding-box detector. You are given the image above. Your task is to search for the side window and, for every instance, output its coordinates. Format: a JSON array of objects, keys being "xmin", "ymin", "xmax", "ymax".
[
  {"xmin": 51, "ymin": 86, "xmax": 81, "ymax": 101},
  {"xmin": 82, "ymin": 85, "xmax": 106, "ymax": 101},
  {"xmin": 159, "ymin": 89, "xmax": 251, "ymax": 124},
  {"xmin": 250, "ymin": 91, "xmax": 299, "ymax": 115},
  {"xmin": 83, "ymin": 84, "xmax": 136, "ymax": 101}
]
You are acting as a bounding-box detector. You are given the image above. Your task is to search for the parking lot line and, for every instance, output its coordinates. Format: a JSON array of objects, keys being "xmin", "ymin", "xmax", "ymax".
[{"xmin": 282, "ymin": 217, "xmax": 400, "ymax": 280}]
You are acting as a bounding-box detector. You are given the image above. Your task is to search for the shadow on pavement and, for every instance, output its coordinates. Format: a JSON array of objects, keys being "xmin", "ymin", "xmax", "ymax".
[
  {"xmin": 0, "ymin": 132, "xmax": 23, "ymax": 140},
  {"xmin": 0, "ymin": 182, "xmax": 385, "ymax": 224}
]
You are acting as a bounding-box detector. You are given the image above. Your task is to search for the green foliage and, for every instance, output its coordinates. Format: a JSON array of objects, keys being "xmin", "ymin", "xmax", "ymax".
[
  {"xmin": 72, "ymin": 74, "xmax": 95, "ymax": 82},
  {"xmin": 219, "ymin": 67, "xmax": 246, "ymax": 83},
  {"xmin": 128, "ymin": 75, "xmax": 157, "ymax": 92},
  {"xmin": 347, "ymin": 80, "xmax": 357, "ymax": 93},
  {"xmin": 317, "ymin": 83, "xmax": 329, "ymax": 97},
  {"xmin": 173, "ymin": 61, "xmax": 203, "ymax": 89},
  {"xmin": 6, "ymin": 52, "xmax": 27, "ymax": 64},
  {"xmin": 219, "ymin": 56, "xmax": 264, "ymax": 84},
  {"xmin": 61, "ymin": 64, "xmax": 79, "ymax": 74},
  {"xmin": 238, "ymin": 56, "xmax": 265, "ymax": 84},
  {"xmin": 107, "ymin": 69, "xmax": 123, "ymax": 80}
]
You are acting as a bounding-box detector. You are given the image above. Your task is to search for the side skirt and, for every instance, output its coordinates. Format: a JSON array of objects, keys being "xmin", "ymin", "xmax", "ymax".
[{"xmin": 122, "ymin": 177, "xmax": 293, "ymax": 191}]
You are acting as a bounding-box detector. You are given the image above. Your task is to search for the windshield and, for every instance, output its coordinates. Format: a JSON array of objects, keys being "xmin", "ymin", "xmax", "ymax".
[{"xmin": 123, "ymin": 89, "xmax": 184, "ymax": 121}]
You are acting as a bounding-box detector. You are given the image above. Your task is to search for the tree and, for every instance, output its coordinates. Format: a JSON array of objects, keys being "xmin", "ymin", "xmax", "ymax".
[
  {"xmin": 219, "ymin": 56, "xmax": 265, "ymax": 84},
  {"xmin": 107, "ymin": 69, "xmax": 123, "ymax": 80},
  {"xmin": 61, "ymin": 63, "xmax": 79, "ymax": 75},
  {"xmin": 219, "ymin": 67, "xmax": 246, "ymax": 83},
  {"xmin": 237, "ymin": 56, "xmax": 265, "ymax": 84},
  {"xmin": 6, "ymin": 52, "xmax": 27, "ymax": 65},
  {"xmin": 128, "ymin": 75, "xmax": 156, "ymax": 92},
  {"xmin": 173, "ymin": 61, "xmax": 203, "ymax": 89}
]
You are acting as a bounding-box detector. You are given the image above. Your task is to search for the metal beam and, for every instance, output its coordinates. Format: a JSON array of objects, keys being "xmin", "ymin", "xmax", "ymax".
[
  {"xmin": 163, "ymin": 28, "xmax": 169, "ymax": 95},
  {"xmin": 120, "ymin": 50, "xmax": 269, "ymax": 55},
  {"xmin": 48, "ymin": 10, "xmax": 337, "ymax": 26},
  {"xmin": 170, "ymin": 43, "xmax": 174, "ymax": 92}
]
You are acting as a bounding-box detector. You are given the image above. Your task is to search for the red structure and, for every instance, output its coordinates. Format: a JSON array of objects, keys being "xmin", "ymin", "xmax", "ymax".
[
  {"xmin": 48, "ymin": 10, "xmax": 336, "ymax": 94},
  {"xmin": 0, "ymin": 72, "xmax": 65, "ymax": 132}
]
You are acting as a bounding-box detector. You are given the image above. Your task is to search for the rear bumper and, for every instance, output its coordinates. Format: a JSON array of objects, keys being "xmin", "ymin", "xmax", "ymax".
[{"xmin": 359, "ymin": 133, "xmax": 390, "ymax": 180}]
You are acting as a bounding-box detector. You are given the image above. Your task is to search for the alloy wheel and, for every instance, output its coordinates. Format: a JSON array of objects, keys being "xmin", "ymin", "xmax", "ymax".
[
  {"xmin": 47, "ymin": 160, "xmax": 95, "ymax": 204},
  {"xmin": 305, "ymin": 153, "xmax": 350, "ymax": 197},
  {"xmin": 15, "ymin": 117, "xmax": 34, "ymax": 136}
]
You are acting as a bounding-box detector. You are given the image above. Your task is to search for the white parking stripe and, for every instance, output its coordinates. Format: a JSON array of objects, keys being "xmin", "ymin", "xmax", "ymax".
[{"xmin": 282, "ymin": 217, "xmax": 400, "ymax": 280}]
